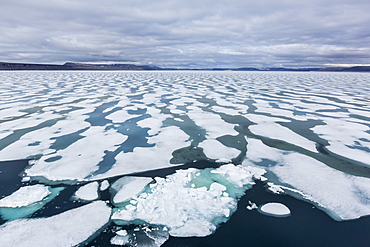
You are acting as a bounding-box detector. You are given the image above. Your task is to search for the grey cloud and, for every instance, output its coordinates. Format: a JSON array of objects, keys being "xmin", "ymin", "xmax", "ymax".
[{"xmin": 1, "ymin": 0, "xmax": 369, "ymax": 67}]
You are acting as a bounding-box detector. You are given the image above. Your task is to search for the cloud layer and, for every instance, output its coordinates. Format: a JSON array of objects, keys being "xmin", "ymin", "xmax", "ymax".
[{"xmin": 1, "ymin": 0, "xmax": 369, "ymax": 68}]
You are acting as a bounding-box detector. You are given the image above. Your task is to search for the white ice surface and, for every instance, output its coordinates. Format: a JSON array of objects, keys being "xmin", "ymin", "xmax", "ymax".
[
  {"xmin": 246, "ymin": 201, "xmax": 258, "ymax": 210},
  {"xmin": 111, "ymin": 176, "xmax": 153, "ymax": 205},
  {"xmin": 312, "ymin": 118, "xmax": 370, "ymax": 164},
  {"xmin": 244, "ymin": 138, "xmax": 370, "ymax": 220},
  {"xmin": 0, "ymin": 201, "xmax": 111, "ymax": 247},
  {"xmin": 100, "ymin": 180, "xmax": 110, "ymax": 191},
  {"xmin": 74, "ymin": 182, "xmax": 100, "ymax": 201},
  {"xmin": 95, "ymin": 126, "xmax": 189, "ymax": 179},
  {"xmin": 112, "ymin": 164, "xmax": 265, "ymax": 237},
  {"xmin": 247, "ymin": 114, "xmax": 317, "ymax": 153},
  {"xmin": 268, "ymin": 153, "xmax": 370, "ymax": 220},
  {"xmin": 110, "ymin": 235, "xmax": 130, "ymax": 246},
  {"xmin": 0, "ymin": 185, "xmax": 51, "ymax": 208},
  {"xmin": 200, "ymin": 139, "xmax": 240, "ymax": 161},
  {"xmin": 187, "ymin": 108, "xmax": 239, "ymax": 139},
  {"xmin": 259, "ymin": 202, "xmax": 291, "ymax": 217},
  {"xmin": 25, "ymin": 126, "xmax": 128, "ymax": 181}
]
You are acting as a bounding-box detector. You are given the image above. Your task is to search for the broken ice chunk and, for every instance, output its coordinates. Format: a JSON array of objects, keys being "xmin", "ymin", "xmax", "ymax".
[
  {"xmin": 100, "ymin": 180, "xmax": 110, "ymax": 191},
  {"xmin": 21, "ymin": 176, "xmax": 31, "ymax": 182},
  {"xmin": 111, "ymin": 226, "xmax": 169, "ymax": 247},
  {"xmin": 74, "ymin": 182, "xmax": 99, "ymax": 201},
  {"xmin": 266, "ymin": 182, "xmax": 285, "ymax": 194},
  {"xmin": 246, "ymin": 201, "xmax": 258, "ymax": 210}
]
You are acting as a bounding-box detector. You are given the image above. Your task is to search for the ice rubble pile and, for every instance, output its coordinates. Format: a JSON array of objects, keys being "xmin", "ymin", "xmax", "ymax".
[{"xmin": 112, "ymin": 164, "xmax": 265, "ymax": 237}]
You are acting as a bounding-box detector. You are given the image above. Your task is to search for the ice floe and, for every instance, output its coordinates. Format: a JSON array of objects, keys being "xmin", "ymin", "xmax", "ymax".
[
  {"xmin": 200, "ymin": 139, "xmax": 240, "ymax": 161},
  {"xmin": 74, "ymin": 181, "xmax": 100, "ymax": 201},
  {"xmin": 95, "ymin": 126, "xmax": 189, "ymax": 179},
  {"xmin": 100, "ymin": 180, "xmax": 110, "ymax": 191},
  {"xmin": 258, "ymin": 202, "xmax": 291, "ymax": 217},
  {"xmin": 112, "ymin": 164, "xmax": 265, "ymax": 237},
  {"xmin": 266, "ymin": 153, "xmax": 370, "ymax": 220},
  {"xmin": 25, "ymin": 126, "xmax": 128, "ymax": 181},
  {"xmin": 0, "ymin": 185, "xmax": 64, "ymax": 221},
  {"xmin": 0, "ymin": 200, "xmax": 111, "ymax": 247},
  {"xmin": 246, "ymin": 201, "xmax": 258, "ymax": 210},
  {"xmin": 0, "ymin": 184, "xmax": 51, "ymax": 208}
]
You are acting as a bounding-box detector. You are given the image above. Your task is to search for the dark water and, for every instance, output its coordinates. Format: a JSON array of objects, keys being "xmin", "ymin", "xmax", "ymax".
[{"xmin": 0, "ymin": 159, "xmax": 29, "ymax": 198}]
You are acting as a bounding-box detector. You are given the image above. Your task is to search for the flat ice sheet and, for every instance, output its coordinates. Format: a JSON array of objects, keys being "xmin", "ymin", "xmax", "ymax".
[
  {"xmin": 111, "ymin": 176, "xmax": 153, "ymax": 205},
  {"xmin": 0, "ymin": 184, "xmax": 51, "ymax": 207},
  {"xmin": 259, "ymin": 202, "xmax": 291, "ymax": 217},
  {"xmin": 74, "ymin": 182, "xmax": 100, "ymax": 201},
  {"xmin": 0, "ymin": 201, "xmax": 111, "ymax": 247}
]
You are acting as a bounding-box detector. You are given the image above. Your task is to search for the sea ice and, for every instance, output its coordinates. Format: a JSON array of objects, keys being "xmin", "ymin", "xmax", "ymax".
[
  {"xmin": 187, "ymin": 109, "xmax": 239, "ymax": 139},
  {"xmin": 312, "ymin": 118, "xmax": 370, "ymax": 164},
  {"xmin": 258, "ymin": 202, "xmax": 291, "ymax": 217},
  {"xmin": 100, "ymin": 180, "xmax": 110, "ymax": 191},
  {"xmin": 0, "ymin": 184, "xmax": 51, "ymax": 208},
  {"xmin": 112, "ymin": 164, "xmax": 265, "ymax": 237},
  {"xmin": 200, "ymin": 139, "xmax": 240, "ymax": 161},
  {"xmin": 0, "ymin": 185, "xmax": 64, "ymax": 221},
  {"xmin": 0, "ymin": 201, "xmax": 111, "ymax": 247},
  {"xmin": 95, "ymin": 126, "xmax": 189, "ymax": 179},
  {"xmin": 110, "ymin": 176, "xmax": 153, "ymax": 205},
  {"xmin": 74, "ymin": 181, "xmax": 100, "ymax": 201},
  {"xmin": 244, "ymin": 138, "xmax": 370, "ymax": 221},
  {"xmin": 246, "ymin": 201, "xmax": 258, "ymax": 210},
  {"xmin": 25, "ymin": 126, "xmax": 128, "ymax": 181},
  {"xmin": 1, "ymin": 71, "xmax": 370, "ymax": 226},
  {"xmin": 111, "ymin": 226, "xmax": 169, "ymax": 247},
  {"xmin": 268, "ymin": 152, "xmax": 370, "ymax": 220},
  {"xmin": 247, "ymin": 114, "xmax": 317, "ymax": 153}
]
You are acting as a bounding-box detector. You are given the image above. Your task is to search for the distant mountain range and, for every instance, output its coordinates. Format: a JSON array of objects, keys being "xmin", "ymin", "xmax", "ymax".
[
  {"xmin": 1, "ymin": 62, "xmax": 369, "ymax": 72},
  {"xmin": 0, "ymin": 62, "xmax": 158, "ymax": 71}
]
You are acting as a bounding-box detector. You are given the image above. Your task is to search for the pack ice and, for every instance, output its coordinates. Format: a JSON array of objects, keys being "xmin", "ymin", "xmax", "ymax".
[{"xmin": 0, "ymin": 70, "xmax": 369, "ymax": 228}]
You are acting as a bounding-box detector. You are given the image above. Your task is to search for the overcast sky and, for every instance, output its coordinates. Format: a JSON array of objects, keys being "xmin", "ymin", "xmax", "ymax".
[{"xmin": 1, "ymin": 0, "xmax": 369, "ymax": 68}]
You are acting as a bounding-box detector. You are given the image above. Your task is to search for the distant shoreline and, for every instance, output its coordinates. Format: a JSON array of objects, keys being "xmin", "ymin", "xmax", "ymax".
[{"xmin": 1, "ymin": 61, "xmax": 370, "ymax": 72}]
